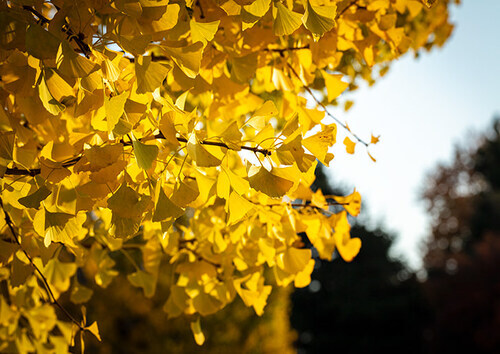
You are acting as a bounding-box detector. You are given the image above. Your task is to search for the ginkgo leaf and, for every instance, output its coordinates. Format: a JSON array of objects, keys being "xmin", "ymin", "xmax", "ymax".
[
  {"xmin": 187, "ymin": 133, "xmax": 222, "ymax": 167},
  {"xmin": 273, "ymin": 2, "xmax": 303, "ymax": 36},
  {"xmin": 294, "ymin": 259, "xmax": 315, "ymax": 288},
  {"xmin": 322, "ymin": 72, "xmax": 349, "ymax": 102},
  {"xmin": 105, "ymin": 92, "xmax": 128, "ymax": 131},
  {"xmin": 190, "ymin": 318, "xmax": 205, "ymax": 346},
  {"xmin": 278, "ymin": 247, "xmax": 311, "ymax": 274},
  {"xmin": 34, "ymin": 210, "xmax": 87, "ymax": 247},
  {"xmin": 333, "ymin": 189, "xmax": 361, "ymax": 216},
  {"xmin": 302, "ymin": 1, "xmax": 337, "ymax": 38},
  {"xmin": 231, "ymin": 52, "xmax": 259, "ymax": 83},
  {"xmin": 132, "ymin": 139, "xmax": 159, "ymax": 170},
  {"xmin": 70, "ymin": 281, "xmax": 93, "ymax": 304},
  {"xmin": 190, "ymin": 20, "xmax": 220, "ymax": 46},
  {"xmin": 246, "ymin": 101, "xmax": 278, "ymax": 130},
  {"xmin": 135, "ymin": 55, "xmax": 171, "ymax": 94},
  {"xmin": 39, "ymin": 75, "xmax": 65, "ymax": 115},
  {"xmin": 43, "ymin": 258, "xmax": 78, "ymax": 293},
  {"xmin": 228, "ymin": 191, "xmax": 254, "ymax": 225},
  {"xmin": 159, "ymin": 112, "xmax": 180, "ymax": 146},
  {"xmin": 25, "ymin": 24, "xmax": 61, "ymax": 60},
  {"xmin": 248, "ymin": 166, "xmax": 294, "ymax": 198},
  {"xmin": 127, "ymin": 270, "xmax": 156, "ymax": 298},
  {"xmin": 108, "ymin": 184, "xmax": 150, "ymax": 237},
  {"xmin": 160, "ymin": 42, "xmax": 203, "ymax": 79},
  {"xmin": 302, "ymin": 124, "xmax": 337, "ymax": 166},
  {"xmin": 85, "ymin": 322, "xmax": 102, "ymax": 342},
  {"xmin": 152, "ymin": 185, "xmax": 184, "ymax": 222},
  {"xmin": 18, "ymin": 185, "xmax": 51, "ymax": 209},
  {"xmin": 244, "ymin": 0, "xmax": 271, "ymax": 17},
  {"xmin": 56, "ymin": 41, "xmax": 99, "ymax": 78},
  {"xmin": 343, "ymin": 136, "xmax": 356, "ymax": 154},
  {"xmin": 108, "ymin": 184, "xmax": 150, "ymax": 219},
  {"xmin": 371, "ymin": 134, "xmax": 380, "ymax": 144},
  {"xmin": 0, "ymin": 131, "xmax": 15, "ymax": 163},
  {"xmin": 332, "ymin": 212, "xmax": 361, "ymax": 262},
  {"xmin": 170, "ymin": 181, "xmax": 200, "ymax": 208}
]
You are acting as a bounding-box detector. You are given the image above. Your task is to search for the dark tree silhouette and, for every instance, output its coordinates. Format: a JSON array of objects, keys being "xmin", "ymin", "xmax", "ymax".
[
  {"xmin": 291, "ymin": 165, "xmax": 430, "ymax": 353},
  {"xmin": 421, "ymin": 118, "xmax": 500, "ymax": 354}
]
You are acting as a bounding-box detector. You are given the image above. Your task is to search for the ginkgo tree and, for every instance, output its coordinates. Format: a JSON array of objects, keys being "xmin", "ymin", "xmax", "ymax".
[{"xmin": 0, "ymin": 0, "xmax": 454, "ymax": 351}]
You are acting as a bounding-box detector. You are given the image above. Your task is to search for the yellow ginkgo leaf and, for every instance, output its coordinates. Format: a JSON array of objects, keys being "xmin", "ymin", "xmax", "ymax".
[
  {"xmin": 56, "ymin": 41, "xmax": 99, "ymax": 78},
  {"xmin": 294, "ymin": 259, "xmax": 315, "ymax": 288},
  {"xmin": 39, "ymin": 74, "xmax": 65, "ymax": 116},
  {"xmin": 302, "ymin": 124, "xmax": 337, "ymax": 166},
  {"xmin": 370, "ymin": 134, "xmax": 380, "ymax": 144},
  {"xmin": 246, "ymin": 100, "xmax": 278, "ymax": 130},
  {"xmin": 170, "ymin": 181, "xmax": 200, "ymax": 208},
  {"xmin": 228, "ymin": 191, "xmax": 254, "ymax": 225},
  {"xmin": 85, "ymin": 322, "xmax": 102, "ymax": 342},
  {"xmin": 333, "ymin": 189, "xmax": 361, "ymax": 216},
  {"xmin": 343, "ymin": 136, "xmax": 356, "ymax": 154},
  {"xmin": 127, "ymin": 270, "xmax": 156, "ymax": 298},
  {"xmin": 0, "ymin": 131, "xmax": 15, "ymax": 170},
  {"xmin": 322, "ymin": 71, "xmax": 349, "ymax": 102},
  {"xmin": 160, "ymin": 42, "xmax": 203, "ymax": 79},
  {"xmin": 273, "ymin": 2, "xmax": 303, "ymax": 36},
  {"xmin": 43, "ymin": 258, "xmax": 77, "ymax": 293},
  {"xmin": 18, "ymin": 185, "xmax": 51, "ymax": 209},
  {"xmin": 248, "ymin": 166, "xmax": 294, "ymax": 198},
  {"xmin": 132, "ymin": 139, "xmax": 159, "ymax": 170},
  {"xmin": 231, "ymin": 52, "xmax": 258, "ymax": 83},
  {"xmin": 278, "ymin": 247, "xmax": 311, "ymax": 274},
  {"xmin": 187, "ymin": 133, "xmax": 222, "ymax": 167},
  {"xmin": 244, "ymin": 0, "xmax": 271, "ymax": 17},
  {"xmin": 105, "ymin": 92, "xmax": 128, "ymax": 131},
  {"xmin": 159, "ymin": 111, "xmax": 180, "ymax": 146},
  {"xmin": 70, "ymin": 281, "xmax": 93, "ymax": 304},
  {"xmin": 152, "ymin": 185, "xmax": 184, "ymax": 222},
  {"xmin": 302, "ymin": 0, "xmax": 337, "ymax": 38},
  {"xmin": 135, "ymin": 55, "xmax": 172, "ymax": 94},
  {"xmin": 189, "ymin": 19, "xmax": 220, "ymax": 46},
  {"xmin": 190, "ymin": 317, "xmax": 205, "ymax": 346}
]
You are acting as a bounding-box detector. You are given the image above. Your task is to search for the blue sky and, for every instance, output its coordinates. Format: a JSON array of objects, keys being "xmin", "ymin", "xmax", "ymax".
[{"xmin": 327, "ymin": 0, "xmax": 500, "ymax": 269}]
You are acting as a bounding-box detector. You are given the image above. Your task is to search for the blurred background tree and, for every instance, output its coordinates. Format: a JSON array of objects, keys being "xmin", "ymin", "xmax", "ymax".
[
  {"xmin": 290, "ymin": 166, "xmax": 431, "ymax": 354},
  {"xmin": 420, "ymin": 118, "xmax": 500, "ymax": 354}
]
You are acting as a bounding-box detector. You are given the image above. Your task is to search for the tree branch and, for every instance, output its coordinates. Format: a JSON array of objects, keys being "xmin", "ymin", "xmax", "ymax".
[
  {"xmin": 4, "ymin": 133, "xmax": 271, "ymax": 176},
  {"xmin": 0, "ymin": 198, "xmax": 84, "ymax": 330},
  {"xmin": 286, "ymin": 63, "xmax": 369, "ymax": 147}
]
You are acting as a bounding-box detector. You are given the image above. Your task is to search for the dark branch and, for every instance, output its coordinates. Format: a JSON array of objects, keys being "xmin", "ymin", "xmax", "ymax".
[{"xmin": 4, "ymin": 133, "xmax": 271, "ymax": 176}]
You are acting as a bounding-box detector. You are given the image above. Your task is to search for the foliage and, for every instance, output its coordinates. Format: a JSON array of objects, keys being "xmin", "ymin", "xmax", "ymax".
[
  {"xmin": 0, "ymin": 0, "xmax": 454, "ymax": 351},
  {"xmin": 421, "ymin": 118, "xmax": 500, "ymax": 353}
]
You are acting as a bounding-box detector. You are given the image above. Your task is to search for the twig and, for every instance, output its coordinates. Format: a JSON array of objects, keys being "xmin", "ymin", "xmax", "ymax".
[
  {"xmin": 263, "ymin": 45, "xmax": 310, "ymax": 54},
  {"xmin": 0, "ymin": 198, "xmax": 84, "ymax": 330},
  {"xmin": 4, "ymin": 133, "xmax": 271, "ymax": 176},
  {"xmin": 286, "ymin": 63, "xmax": 369, "ymax": 147}
]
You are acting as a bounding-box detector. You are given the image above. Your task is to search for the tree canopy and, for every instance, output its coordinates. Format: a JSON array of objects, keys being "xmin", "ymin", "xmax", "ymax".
[
  {"xmin": 0, "ymin": 0, "xmax": 454, "ymax": 351},
  {"xmin": 421, "ymin": 118, "xmax": 500, "ymax": 353}
]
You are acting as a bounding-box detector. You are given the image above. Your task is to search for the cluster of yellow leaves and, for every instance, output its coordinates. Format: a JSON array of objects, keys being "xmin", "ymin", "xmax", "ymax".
[{"xmin": 0, "ymin": 0, "xmax": 454, "ymax": 350}]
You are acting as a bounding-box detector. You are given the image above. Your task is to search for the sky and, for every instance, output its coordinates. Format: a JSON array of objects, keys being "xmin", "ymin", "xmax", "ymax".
[{"xmin": 326, "ymin": 0, "xmax": 500, "ymax": 269}]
